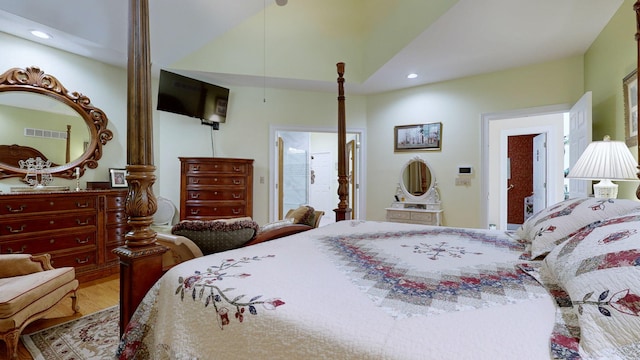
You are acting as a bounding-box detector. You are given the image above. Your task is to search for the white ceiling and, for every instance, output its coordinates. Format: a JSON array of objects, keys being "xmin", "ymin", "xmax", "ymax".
[{"xmin": 0, "ymin": 0, "xmax": 625, "ymax": 94}]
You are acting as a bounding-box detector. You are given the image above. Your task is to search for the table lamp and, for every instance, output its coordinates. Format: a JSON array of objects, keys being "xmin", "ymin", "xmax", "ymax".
[{"xmin": 567, "ymin": 135, "xmax": 638, "ymax": 198}]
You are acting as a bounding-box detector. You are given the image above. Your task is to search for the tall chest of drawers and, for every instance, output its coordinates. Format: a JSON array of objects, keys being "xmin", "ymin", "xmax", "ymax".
[
  {"xmin": 180, "ymin": 157, "xmax": 254, "ymax": 221},
  {"xmin": 0, "ymin": 190, "xmax": 127, "ymax": 282}
]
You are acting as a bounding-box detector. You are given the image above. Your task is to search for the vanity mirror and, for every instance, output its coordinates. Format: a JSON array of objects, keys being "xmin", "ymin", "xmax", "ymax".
[
  {"xmin": 0, "ymin": 66, "xmax": 113, "ymax": 180},
  {"xmin": 399, "ymin": 156, "xmax": 435, "ymax": 202},
  {"xmin": 387, "ymin": 156, "xmax": 443, "ymax": 226}
]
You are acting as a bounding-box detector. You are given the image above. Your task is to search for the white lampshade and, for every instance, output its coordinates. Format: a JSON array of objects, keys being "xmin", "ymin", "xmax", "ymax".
[{"xmin": 567, "ymin": 136, "xmax": 639, "ymax": 198}]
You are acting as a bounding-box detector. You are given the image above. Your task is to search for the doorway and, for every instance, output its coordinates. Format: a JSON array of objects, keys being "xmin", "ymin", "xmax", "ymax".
[
  {"xmin": 269, "ymin": 126, "xmax": 365, "ymax": 225},
  {"xmin": 482, "ymin": 93, "xmax": 591, "ymax": 230}
]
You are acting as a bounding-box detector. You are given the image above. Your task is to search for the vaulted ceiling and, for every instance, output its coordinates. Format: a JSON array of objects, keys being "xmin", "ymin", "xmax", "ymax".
[{"xmin": 0, "ymin": 0, "xmax": 625, "ymax": 94}]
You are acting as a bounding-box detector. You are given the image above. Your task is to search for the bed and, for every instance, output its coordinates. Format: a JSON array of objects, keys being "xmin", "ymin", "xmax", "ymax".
[
  {"xmin": 117, "ymin": 196, "xmax": 640, "ymax": 359},
  {"xmin": 117, "ymin": 1, "xmax": 640, "ymax": 359}
]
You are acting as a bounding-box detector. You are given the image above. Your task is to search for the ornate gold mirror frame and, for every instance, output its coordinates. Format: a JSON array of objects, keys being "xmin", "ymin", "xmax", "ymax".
[{"xmin": 0, "ymin": 66, "xmax": 113, "ymax": 179}]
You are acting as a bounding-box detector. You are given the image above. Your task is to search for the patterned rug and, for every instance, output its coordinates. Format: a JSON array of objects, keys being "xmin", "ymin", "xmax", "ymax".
[{"xmin": 21, "ymin": 306, "xmax": 119, "ymax": 360}]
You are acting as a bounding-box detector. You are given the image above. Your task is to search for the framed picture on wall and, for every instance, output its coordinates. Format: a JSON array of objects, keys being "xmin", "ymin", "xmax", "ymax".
[
  {"xmin": 394, "ymin": 122, "xmax": 442, "ymax": 152},
  {"xmin": 109, "ymin": 168, "xmax": 128, "ymax": 188},
  {"xmin": 623, "ymin": 69, "xmax": 638, "ymax": 147}
]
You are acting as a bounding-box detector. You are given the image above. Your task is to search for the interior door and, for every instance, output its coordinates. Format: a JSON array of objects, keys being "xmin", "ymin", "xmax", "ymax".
[
  {"xmin": 309, "ymin": 152, "xmax": 332, "ymax": 224},
  {"xmin": 532, "ymin": 133, "xmax": 547, "ymax": 214},
  {"xmin": 568, "ymin": 92, "xmax": 592, "ymax": 198}
]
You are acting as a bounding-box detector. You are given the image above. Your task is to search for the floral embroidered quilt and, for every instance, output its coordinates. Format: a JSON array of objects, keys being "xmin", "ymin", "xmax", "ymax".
[{"xmin": 118, "ymin": 220, "xmax": 559, "ymax": 359}]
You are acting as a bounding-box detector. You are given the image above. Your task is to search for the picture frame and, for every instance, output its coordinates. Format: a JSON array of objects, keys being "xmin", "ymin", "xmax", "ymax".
[
  {"xmin": 215, "ymin": 97, "xmax": 227, "ymax": 117},
  {"xmin": 623, "ymin": 69, "xmax": 638, "ymax": 147},
  {"xmin": 109, "ymin": 168, "xmax": 128, "ymax": 188},
  {"xmin": 394, "ymin": 122, "xmax": 442, "ymax": 152}
]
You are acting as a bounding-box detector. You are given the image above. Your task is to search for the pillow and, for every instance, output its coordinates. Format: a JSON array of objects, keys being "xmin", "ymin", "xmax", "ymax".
[
  {"xmin": 171, "ymin": 219, "xmax": 259, "ymax": 255},
  {"xmin": 541, "ymin": 211, "xmax": 640, "ymax": 359},
  {"xmin": 517, "ymin": 197, "xmax": 639, "ymax": 259},
  {"xmin": 286, "ymin": 205, "xmax": 315, "ymax": 226},
  {"xmin": 259, "ymin": 218, "xmax": 295, "ymax": 233}
]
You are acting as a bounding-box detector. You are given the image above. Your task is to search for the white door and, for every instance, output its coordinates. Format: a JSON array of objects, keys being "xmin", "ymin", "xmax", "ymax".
[
  {"xmin": 568, "ymin": 92, "xmax": 592, "ymax": 199},
  {"xmin": 309, "ymin": 152, "xmax": 333, "ymax": 225},
  {"xmin": 532, "ymin": 133, "xmax": 546, "ymax": 214}
]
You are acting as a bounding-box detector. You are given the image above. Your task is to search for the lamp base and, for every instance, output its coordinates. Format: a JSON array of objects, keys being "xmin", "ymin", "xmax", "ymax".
[{"xmin": 593, "ymin": 179, "xmax": 618, "ymax": 199}]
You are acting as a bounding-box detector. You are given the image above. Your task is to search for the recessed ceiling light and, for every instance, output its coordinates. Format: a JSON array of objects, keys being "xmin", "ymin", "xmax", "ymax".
[
  {"xmin": 407, "ymin": 73, "xmax": 418, "ymax": 79},
  {"xmin": 30, "ymin": 30, "xmax": 52, "ymax": 39}
]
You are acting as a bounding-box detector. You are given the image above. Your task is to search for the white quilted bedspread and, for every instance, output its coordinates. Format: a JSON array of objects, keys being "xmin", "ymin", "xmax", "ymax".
[{"xmin": 118, "ymin": 220, "xmax": 556, "ymax": 360}]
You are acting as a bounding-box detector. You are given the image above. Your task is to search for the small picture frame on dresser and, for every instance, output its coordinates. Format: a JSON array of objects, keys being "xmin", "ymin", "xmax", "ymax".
[{"xmin": 109, "ymin": 168, "xmax": 128, "ymax": 188}]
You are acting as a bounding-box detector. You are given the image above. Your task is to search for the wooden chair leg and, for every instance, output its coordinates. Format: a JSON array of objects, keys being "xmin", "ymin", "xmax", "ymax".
[
  {"xmin": 4, "ymin": 329, "xmax": 20, "ymax": 359},
  {"xmin": 71, "ymin": 290, "xmax": 80, "ymax": 313}
]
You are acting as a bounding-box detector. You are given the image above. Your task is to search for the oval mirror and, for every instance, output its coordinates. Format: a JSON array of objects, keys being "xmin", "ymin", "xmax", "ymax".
[
  {"xmin": 399, "ymin": 156, "xmax": 434, "ymax": 202},
  {"xmin": 0, "ymin": 67, "xmax": 113, "ymax": 180}
]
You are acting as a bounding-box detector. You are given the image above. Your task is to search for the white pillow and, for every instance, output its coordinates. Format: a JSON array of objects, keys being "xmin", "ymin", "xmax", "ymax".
[
  {"xmin": 518, "ymin": 197, "xmax": 639, "ymax": 259},
  {"xmin": 542, "ymin": 210, "xmax": 640, "ymax": 359}
]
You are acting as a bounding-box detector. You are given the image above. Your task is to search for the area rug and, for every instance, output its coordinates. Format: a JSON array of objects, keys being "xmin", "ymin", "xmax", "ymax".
[{"xmin": 21, "ymin": 306, "xmax": 119, "ymax": 360}]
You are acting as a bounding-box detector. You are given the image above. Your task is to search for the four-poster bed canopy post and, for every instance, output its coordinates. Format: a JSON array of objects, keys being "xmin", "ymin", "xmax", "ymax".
[
  {"xmin": 635, "ymin": 1, "xmax": 640, "ymax": 200},
  {"xmin": 335, "ymin": 62, "xmax": 352, "ymax": 221},
  {"xmin": 114, "ymin": 0, "xmax": 167, "ymax": 335}
]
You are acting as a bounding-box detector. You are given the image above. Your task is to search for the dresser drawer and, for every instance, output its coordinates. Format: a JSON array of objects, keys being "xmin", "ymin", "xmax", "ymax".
[
  {"xmin": 185, "ymin": 162, "xmax": 248, "ymax": 174},
  {"xmin": 50, "ymin": 250, "xmax": 97, "ymax": 269},
  {"xmin": 186, "ymin": 176, "xmax": 246, "ymax": 186},
  {"xmin": 0, "ymin": 213, "xmax": 96, "ymax": 236},
  {"xmin": 106, "ymin": 193, "xmax": 127, "ymax": 209},
  {"xmin": 186, "ymin": 190, "xmax": 246, "ymax": 201},
  {"xmin": 106, "ymin": 224, "xmax": 128, "ymax": 244},
  {"xmin": 1, "ymin": 230, "xmax": 96, "ymax": 254},
  {"xmin": 0, "ymin": 196, "xmax": 96, "ymax": 216},
  {"xmin": 184, "ymin": 203, "xmax": 247, "ymax": 219},
  {"xmin": 410, "ymin": 212, "xmax": 434, "ymax": 222},
  {"xmin": 106, "ymin": 210, "xmax": 127, "ymax": 225},
  {"xmin": 386, "ymin": 210, "xmax": 411, "ymax": 220}
]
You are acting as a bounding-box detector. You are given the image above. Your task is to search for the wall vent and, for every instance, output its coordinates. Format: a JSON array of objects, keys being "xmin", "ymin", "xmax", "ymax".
[{"xmin": 24, "ymin": 128, "xmax": 68, "ymax": 140}]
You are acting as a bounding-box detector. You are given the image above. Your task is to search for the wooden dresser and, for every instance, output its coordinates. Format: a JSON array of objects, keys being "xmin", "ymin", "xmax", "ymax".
[
  {"xmin": 179, "ymin": 157, "xmax": 254, "ymax": 221},
  {"xmin": 0, "ymin": 189, "xmax": 127, "ymax": 282}
]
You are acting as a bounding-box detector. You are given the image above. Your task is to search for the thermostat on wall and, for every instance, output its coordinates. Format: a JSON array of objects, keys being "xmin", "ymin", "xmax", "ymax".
[{"xmin": 458, "ymin": 166, "xmax": 473, "ymax": 175}]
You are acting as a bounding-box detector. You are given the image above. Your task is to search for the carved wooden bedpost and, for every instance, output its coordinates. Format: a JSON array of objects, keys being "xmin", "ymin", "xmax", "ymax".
[
  {"xmin": 334, "ymin": 62, "xmax": 352, "ymax": 221},
  {"xmin": 635, "ymin": 1, "xmax": 640, "ymax": 200},
  {"xmin": 113, "ymin": 0, "xmax": 166, "ymax": 335}
]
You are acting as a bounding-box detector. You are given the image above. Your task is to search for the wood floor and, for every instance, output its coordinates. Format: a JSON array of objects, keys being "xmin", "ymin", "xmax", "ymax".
[{"xmin": 0, "ymin": 274, "xmax": 120, "ymax": 360}]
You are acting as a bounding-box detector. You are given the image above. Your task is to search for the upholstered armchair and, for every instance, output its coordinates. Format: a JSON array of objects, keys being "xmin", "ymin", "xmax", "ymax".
[
  {"xmin": 156, "ymin": 207, "xmax": 324, "ymax": 271},
  {"xmin": 0, "ymin": 254, "xmax": 79, "ymax": 359}
]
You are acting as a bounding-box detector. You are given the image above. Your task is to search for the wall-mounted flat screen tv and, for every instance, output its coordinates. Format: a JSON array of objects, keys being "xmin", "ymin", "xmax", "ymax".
[{"xmin": 157, "ymin": 69, "xmax": 229, "ymax": 123}]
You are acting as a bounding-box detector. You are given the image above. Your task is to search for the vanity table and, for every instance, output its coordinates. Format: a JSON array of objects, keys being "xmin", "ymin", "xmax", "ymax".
[
  {"xmin": 386, "ymin": 202, "xmax": 442, "ymax": 226},
  {"xmin": 385, "ymin": 156, "xmax": 443, "ymax": 226}
]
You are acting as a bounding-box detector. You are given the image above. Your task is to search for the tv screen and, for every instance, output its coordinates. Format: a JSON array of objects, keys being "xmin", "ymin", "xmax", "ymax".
[{"xmin": 157, "ymin": 70, "xmax": 229, "ymax": 123}]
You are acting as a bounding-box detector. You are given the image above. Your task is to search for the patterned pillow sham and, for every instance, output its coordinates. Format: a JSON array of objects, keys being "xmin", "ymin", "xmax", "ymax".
[
  {"xmin": 517, "ymin": 197, "xmax": 639, "ymax": 259},
  {"xmin": 171, "ymin": 219, "xmax": 260, "ymax": 255},
  {"xmin": 541, "ymin": 211, "xmax": 640, "ymax": 359},
  {"xmin": 286, "ymin": 205, "xmax": 315, "ymax": 226}
]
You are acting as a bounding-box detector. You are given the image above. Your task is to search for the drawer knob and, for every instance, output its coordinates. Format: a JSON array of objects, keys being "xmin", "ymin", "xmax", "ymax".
[
  {"xmin": 76, "ymin": 218, "xmax": 90, "ymax": 225},
  {"xmin": 77, "ymin": 237, "xmax": 90, "ymax": 244},
  {"xmin": 191, "ymin": 179, "xmax": 200, "ymax": 184},
  {"xmin": 7, "ymin": 245, "xmax": 26, "ymax": 254},
  {"xmin": 6, "ymin": 225, "xmax": 25, "ymax": 233},
  {"xmin": 233, "ymin": 180, "xmax": 241, "ymax": 185},
  {"xmin": 190, "ymin": 193, "xmax": 200, "ymax": 199},
  {"xmin": 76, "ymin": 256, "xmax": 90, "ymax": 264},
  {"xmin": 76, "ymin": 201, "xmax": 90, "ymax": 208},
  {"xmin": 6, "ymin": 205, "xmax": 26, "ymax": 213},
  {"xmin": 232, "ymin": 193, "xmax": 240, "ymax": 199},
  {"xmin": 233, "ymin": 166, "xmax": 240, "ymax": 172},
  {"xmin": 190, "ymin": 209, "xmax": 200, "ymax": 215},
  {"xmin": 191, "ymin": 165, "xmax": 200, "ymax": 171},
  {"xmin": 232, "ymin": 209, "xmax": 240, "ymax": 214}
]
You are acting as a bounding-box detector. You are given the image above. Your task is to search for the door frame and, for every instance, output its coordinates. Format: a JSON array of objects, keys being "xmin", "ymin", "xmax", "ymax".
[
  {"xmin": 481, "ymin": 104, "xmax": 569, "ymax": 229},
  {"xmin": 269, "ymin": 125, "xmax": 367, "ymax": 223}
]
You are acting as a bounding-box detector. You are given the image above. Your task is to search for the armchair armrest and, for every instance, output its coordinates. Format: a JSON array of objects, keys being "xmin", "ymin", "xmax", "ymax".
[
  {"xmin": 156, "ymin": 233, "xmax": 204, "ymax": 270},
  {"xmin": 244, "ymin": 224, "xmax": 313, "ymax": 247},
  {"xmin": 0, "ymin": 254, "xmax": 53, "ymax": 278}
]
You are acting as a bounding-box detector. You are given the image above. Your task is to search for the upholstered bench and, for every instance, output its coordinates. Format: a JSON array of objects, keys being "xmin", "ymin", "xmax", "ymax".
[{"xmin": 0, "ymin": 254, "xmax": 79, "ymax": 359}]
